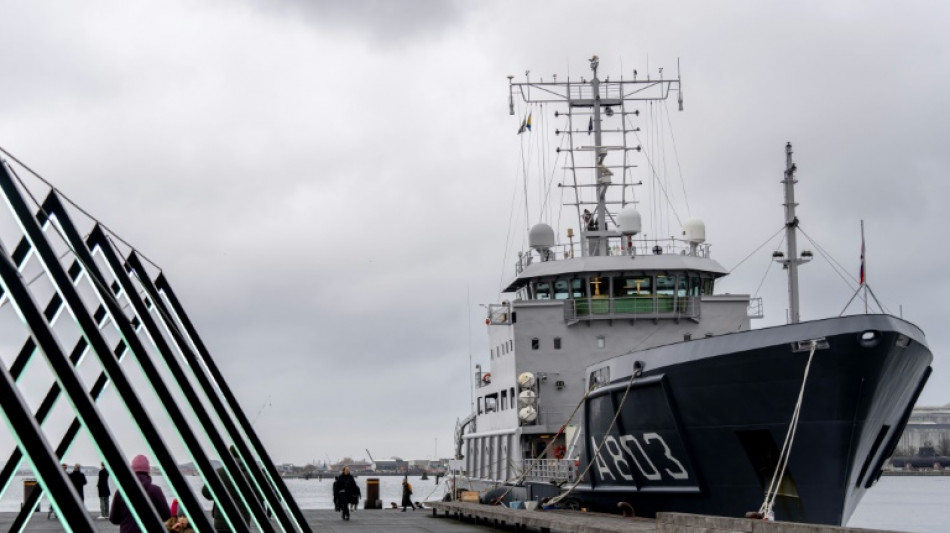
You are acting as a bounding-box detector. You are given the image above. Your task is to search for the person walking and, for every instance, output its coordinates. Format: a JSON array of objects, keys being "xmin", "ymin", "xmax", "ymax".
[
  {"xmin": 97, "ymin": 462, "xmax": 110, "ymax": 519},
  {"xmin": 110, "ymin": 455, "xmax": 171, "ymax": 533},
  {"xmin": 333, "ymin": 467, "xmax": 360, "ymax": 520},
  {"xmin": 400, "ymin": 476, "xmax": 414, "ymax": 512},
  {"xmin": 68, "ymin": 464, "xmax": 87, "ymax": 507}
]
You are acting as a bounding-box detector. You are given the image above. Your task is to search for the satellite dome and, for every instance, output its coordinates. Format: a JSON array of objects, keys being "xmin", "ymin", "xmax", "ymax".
[
  {"xmin": 518, "ymin": 405, "xmax": 538, "ymax": 423},
  {"xmin": 518, "ymin": 372, "xmax": 536, "ymax": 390},
  {"xmin": 518, "ymin": 389, "xmax": 537, "ymax": 407},
  {"xmin": 618, "ymin": 207, "xmax": 642, "ymax": 236},
  {"xmin": 529, "ymin": 223, "xmax": 556, "ymax": 250},
  {"xmin": 683, "ymin": 219, "xmax": 706, "ymax": 244}
]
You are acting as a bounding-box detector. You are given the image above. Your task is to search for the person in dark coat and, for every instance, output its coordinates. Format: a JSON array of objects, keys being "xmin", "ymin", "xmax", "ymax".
[
  {"xmin": 333, "ymin": 467, "xmax": 360, "ymax": 520},
  {"xmin": 68, "ymin": 464, "xmax": 87, "ymax": 504},
  {"xmin": 109, "ymin": 455, "xmax": 171, "ymax": 533},
  {"xmin": 97, "ymin": 462, "xmax": 110, "ymax": 519},
  {"xmin": 400, "ymin": 476, "xmax": 414, "ymax": 512}
]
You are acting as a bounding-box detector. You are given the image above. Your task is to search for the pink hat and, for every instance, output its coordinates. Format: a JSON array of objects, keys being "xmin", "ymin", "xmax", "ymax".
[{"xmin": 130, "ymin": 455, "xmax": 150, "ymax": 473}]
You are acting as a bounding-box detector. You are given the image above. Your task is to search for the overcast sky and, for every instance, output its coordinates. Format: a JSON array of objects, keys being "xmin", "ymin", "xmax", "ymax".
[{"xmin": 0, "ymin": 1, "xmax": 948, "ymax": 471}]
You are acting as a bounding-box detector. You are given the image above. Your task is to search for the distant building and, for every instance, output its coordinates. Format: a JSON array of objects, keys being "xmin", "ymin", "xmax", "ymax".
[
  {"xmin": 372, "ymin": 460, "xmax": 408, "ymax": 473},
  {"xmin": 894, "ymin": 404, "xmax": 950, "ymax": 457},
  {"xmin": 331, "ymin": 461, "xmax": 372, "ymax": 474}
]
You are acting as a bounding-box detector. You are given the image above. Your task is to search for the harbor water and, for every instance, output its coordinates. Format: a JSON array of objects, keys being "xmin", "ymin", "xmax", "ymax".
[{"xmin": 3, "ymin": 474, "xmax": 946, "ymax": 532}]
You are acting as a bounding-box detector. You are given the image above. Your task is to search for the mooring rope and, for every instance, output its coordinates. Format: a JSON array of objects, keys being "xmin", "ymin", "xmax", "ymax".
[
  {"xmin": 759, "ymin": 340, "xmax": 818, "ymax": 519},
  {"xmin": 546, "ymin": 369, "xmax": 639, "ymax": 506}
]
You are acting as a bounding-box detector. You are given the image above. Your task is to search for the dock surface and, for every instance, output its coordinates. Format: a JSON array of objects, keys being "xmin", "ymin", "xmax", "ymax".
[
  {"xmin": 427, "ymin": 500, "xmax": 656, "ymax": 532},
  {"xmin": 0, "ymin": 509, "xmax": 498, "ymax": 532},
  {"xmin": 2, "ymin": 507, "xmax": 909, "ymax": 533}
]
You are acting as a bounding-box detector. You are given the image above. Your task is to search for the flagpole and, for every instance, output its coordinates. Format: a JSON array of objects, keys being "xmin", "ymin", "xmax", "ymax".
[{"xmin": 861, "ymin": 220, "xmax": 867, "ymax": 314}]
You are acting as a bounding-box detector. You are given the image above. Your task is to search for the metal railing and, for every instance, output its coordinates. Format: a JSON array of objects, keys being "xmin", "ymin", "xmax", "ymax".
[
  {"xmin": 564, "ymin": 295, "xmax": 701, "ymax": 322},
  {"xmin": 519, "ymin": 459, "xmax": 576, "ymax": 484},
  {"xmin": 748, "ymin": 297, "xmax": 764, "ymax": 319},
  {"xmin": 516, "ymin": 236, "xmax": 711, "ymax": 273}
]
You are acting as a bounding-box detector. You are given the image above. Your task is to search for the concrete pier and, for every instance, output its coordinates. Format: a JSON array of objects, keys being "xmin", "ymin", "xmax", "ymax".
[
  {"xmin": 2, "ymin": 507, "xmax": 910, "ymax": 533},
  {"xmin": 426, "ymin": 501, "xmax": 909, "ymax": 533}
]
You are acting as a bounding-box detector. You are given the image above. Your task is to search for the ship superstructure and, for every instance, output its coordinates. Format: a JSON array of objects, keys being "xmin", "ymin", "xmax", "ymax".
[{"xmin": 452, "ymin": 56, "xmax": 933, "ymax": 526}]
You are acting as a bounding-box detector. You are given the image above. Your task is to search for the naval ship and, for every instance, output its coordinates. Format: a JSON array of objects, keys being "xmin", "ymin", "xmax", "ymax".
[{"xmin": 451, "ymin": 56, "xmax": 933, "ymax": 526}]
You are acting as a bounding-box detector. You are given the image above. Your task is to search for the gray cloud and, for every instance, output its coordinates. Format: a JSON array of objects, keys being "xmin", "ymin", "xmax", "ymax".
[{"xmin": 0, "ymin": 1, "xmax": 947, "ymax": 470}]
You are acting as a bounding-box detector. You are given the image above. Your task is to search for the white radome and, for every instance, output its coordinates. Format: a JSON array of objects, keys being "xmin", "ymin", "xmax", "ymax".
[
  {"xmin": 528, "ymin": 223, "xmax": 556, "ymax": 250},
  {"xmin": 518, "ymin": 372, "xmax": 536, "ymax": 389},
  {"xmin": 683, "ymin": 219, "xmax": 706, "ymax": 244},
  {"xmin": 618, "ymin": 207, "xmax": 642, "ymax": 236}
]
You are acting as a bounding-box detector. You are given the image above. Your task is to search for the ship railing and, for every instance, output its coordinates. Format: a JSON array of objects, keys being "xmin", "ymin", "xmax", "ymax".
[
  {"xmin": 747, "ymin": 297, "xmax": 764, "ymax": 319},
  {"xmin": 516, "ymin": 237, "xmax": 711, "ymax": 273},
  {"xmin": 519, "ymin": 459, "xmax": 576, "ymax": 484},
  {"xmin": 564, "ymin": 295, "xmax": 701, "ymax": 322}
]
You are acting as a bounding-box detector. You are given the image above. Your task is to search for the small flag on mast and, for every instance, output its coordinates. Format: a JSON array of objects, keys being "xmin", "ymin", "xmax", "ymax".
[
  {"xmin": 588, "ymin": 116, "xmax": 593, "ymax": 135},
  {"xmin": 525, "ymin": 112, "xmax": 532, "ymax": 132},
  {"xmin": 517, "ymin": 115, "xmax": 527, "ymax": 134},
  {"xmin": 859, "ymin": 235, "xmax": 866, "ymax": 285}
]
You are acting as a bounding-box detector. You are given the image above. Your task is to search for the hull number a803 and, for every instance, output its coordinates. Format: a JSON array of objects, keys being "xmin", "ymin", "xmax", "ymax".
[{"xmin": 592, "ymin": 432, "xmax": 690, "ymax": 483}]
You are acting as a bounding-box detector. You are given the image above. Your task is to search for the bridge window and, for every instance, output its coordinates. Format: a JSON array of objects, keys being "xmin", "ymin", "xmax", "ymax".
[
  {"xmin": 689, "ymin": 276, "xmax": 701, "ymax": 296},
  {"xmin": 478, "ymin": 397, "xmax": 483, "ymax": 414},
  {"xmin": 657, "ymin": 275, "xmax": 676, "ymax": 296},
  {"xmin": 554, "ymin": 279, "xmax": 570, "ymax": 300},
  {"xmin": 702, "ymin": 279, "xmax": 715, "ymax": 295},
  {"xmin": 534, "ymin": 281, "xmax": 552, "ymax": 300},
  {"xmin": 501, "ymin": 389, "xmax": 508, "ymax": 410},
  {"xmin": 614, "ymin": 275, "xmax": 640, "ymax": 296},
  {"xmin": 485, "ymin": 393, "xmax": 498, "ymax": 413},
  {"xmin": 554, "ymin": 337, "xmax": 562, "ymax": 350},
  {"xmin": 571, "ymin": 278, "xmax": 586, "ymax": 298},
  {"xmin": 677, "ymin": 275, "xmax": 688, "ymax": 297},
  {"xmin": 531, "ymin": 338, "xmax": 539, "ymax": 350}
]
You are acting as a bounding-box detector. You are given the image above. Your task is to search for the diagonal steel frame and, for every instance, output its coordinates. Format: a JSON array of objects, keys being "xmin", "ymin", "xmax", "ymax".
[
  {"xmin": 0, "ymin": 166, "xmax": 198, "ymax": 533},
  {"xmin": 86, "ymin": 223, "xmax": 277, "ymax": 532},
  {"xmin": 39, "ymin": 192, "xmax": 250, "ymax": 532},
  {"xmin": 126, "ymin": 251, "xmax": 300, "ymax": 533},
  {"xmin": 0, "ymin": 238, "xmax": 161, "ymax": 532},
  {"xmin": 0, "ymin": 326, "xmax": 96, "ymax": 533},
  {"xmin": 9, "ymin": 340, "xmax": 127, "ymax": 533},
  {"xmin": 154, "ymin": 271, "xmax": 314, "ymax": 533}
]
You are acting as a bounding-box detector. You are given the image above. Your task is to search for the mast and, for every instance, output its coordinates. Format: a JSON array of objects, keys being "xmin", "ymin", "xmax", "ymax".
[
  {"xmin": 590, "ymin": 56, "xmax": 608, "ymax": 256},
  {"xmin": 507, "ymin": 55, "xmax": 683, "ymax": 259},
  {"xmin": 778, "ymin": 142, "xmax": 811, "ymax": 324}
]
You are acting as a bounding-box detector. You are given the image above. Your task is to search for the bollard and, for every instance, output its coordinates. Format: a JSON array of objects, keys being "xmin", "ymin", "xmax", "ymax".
[
  {"xmin": 22, "ymin": 479, "xmax": 38, "ymax": 511},
  {"xmin": 364, "ymin": 478, "xmax": 381, "ymax": 509}
]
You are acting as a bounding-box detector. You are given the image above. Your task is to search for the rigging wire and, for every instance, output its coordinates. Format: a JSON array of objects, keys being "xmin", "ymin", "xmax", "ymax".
[
  {"xmin": 633, "ymin": 125, "xmax": 683, "ymax": 232},
  {"xmin": 520, "ymin": 116, "xmax": 531, "ymax": 234},
  {"xmin": 498, "ymin": 140, "xmax": 523, "ymax": 294},
  {"xmin": 726, "ymin": 226, "xmax": 785, "ymax": 274},
  {"xmin": 753, "ymin": 233, "xmax": 786, "ymax": 300},
  {"xmin": 798, "ymin": 228, "xmax": 860, "ymax": 288},
  {"xmin": 663, "ymin": 99, "xmax": 691, "ymax": 218},
  {"xmin": 0, "ymin": 145, "xmax": 162, "ymax": 270}
]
